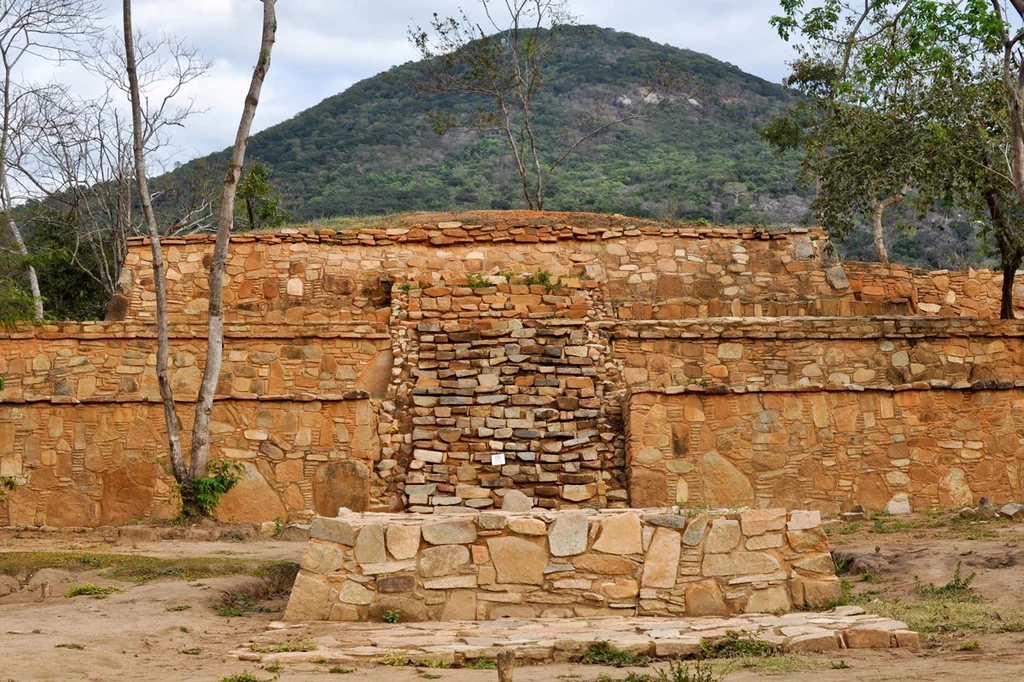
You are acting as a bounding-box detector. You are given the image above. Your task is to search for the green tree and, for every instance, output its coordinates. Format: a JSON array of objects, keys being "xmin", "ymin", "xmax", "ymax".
[
  {"xmin": 235, "ymin": 160, "xmax": 289, "ymax": 231},
  {"xmin": 410, "ymin": 1, "xmax": 676, "ymax": 210}
]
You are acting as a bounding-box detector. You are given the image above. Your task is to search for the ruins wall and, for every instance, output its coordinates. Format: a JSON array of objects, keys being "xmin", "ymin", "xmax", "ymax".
[
  {"xmin": 844, "ymin": 261, "xmax": 1024, "ymax": 318},
  {"xmin": 612, "ymin": 317, "xmax": 1024, "ymax": 391},
  {"xmin": 116, "ymin": 223, "xmax": 846, "ymax": 325},
  {"xmin": 0, "ymin": 396, "xmax": 376, "ymax": 527},
  {"xmin": 382, "ymin": 278, "xmax": 626, "ymax": 513},
  {"xmin": 625, "ymin": 386, "xmax": 1024, "ymax": 515},
  {"xmin": 283, "ymin": 507, "xmax": 840, "ymax": 622}
]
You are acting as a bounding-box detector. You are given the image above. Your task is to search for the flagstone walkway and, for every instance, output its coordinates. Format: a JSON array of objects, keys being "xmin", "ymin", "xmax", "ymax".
[{"xmin": 234, "ymin": 606, "xmax": 919, "ymax": 667}]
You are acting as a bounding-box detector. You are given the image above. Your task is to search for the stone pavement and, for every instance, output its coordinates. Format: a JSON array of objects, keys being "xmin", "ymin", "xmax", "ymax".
[{"xmin": 235, "ymin": 606, "xmax": 919, "ymax": 666}]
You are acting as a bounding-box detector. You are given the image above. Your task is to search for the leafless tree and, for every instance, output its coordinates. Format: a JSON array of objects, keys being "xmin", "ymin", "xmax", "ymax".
[
  {"xmin": 410, "ymin": 0, "xmax": 674, "ymax": 210},
  {"xmin": 7, "ymin": 29, "xmax": 212, "ymax": 305},
  {"xmin": 0, "ymin": 0, "xmax": 100, "ymax": 319},
  {"xmin": 188, "ymin": 0, "xmax": 277, "ymax": 481},
  {"xmin": 123, "ymin": 0, "xmax": 277, "ymax": 505}
]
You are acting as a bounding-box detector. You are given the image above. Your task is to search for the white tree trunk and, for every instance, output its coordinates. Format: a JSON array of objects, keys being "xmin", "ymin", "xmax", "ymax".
[
  {"xmin": 189, "ymin": 0, "xmax": 277, "ymax": 479},
  {"xmin": 122, "ymin": 0, "xmax": 187, "ymax": 483}
]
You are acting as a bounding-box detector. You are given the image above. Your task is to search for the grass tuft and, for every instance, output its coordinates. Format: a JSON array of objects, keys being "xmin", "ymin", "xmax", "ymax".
[
  {"xmin": 250, "ymin": 637, "xmax": 318, "ymax": 653},
  {"xmin": 65, "ymin": 583, "xmax": 117, "ymax": 598},
  {"xmin": 581, "ymin": 640, "xmax": 649, "ymax": 667}
]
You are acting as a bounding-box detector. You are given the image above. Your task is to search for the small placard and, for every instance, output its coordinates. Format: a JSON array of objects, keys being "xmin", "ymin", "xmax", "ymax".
[{"xmin": 490, "ymin": 453, "xmax": 506, "ymax": 466}]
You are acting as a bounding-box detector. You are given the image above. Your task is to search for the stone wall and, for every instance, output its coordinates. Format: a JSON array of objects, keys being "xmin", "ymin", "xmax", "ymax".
[
  {"xmin": 0, "ymin": 322, "xmax": 391, "ymax": 403},
  {"xmin": 380, "ymin": 276, "xmax": 626, "ymax": 513},
  {"xmin": 612, "ymin": 317, "xmax": 1024, "ymax": 391},
  {"xmin": 0, "ymin": 396, "xmax": 377, "ymax": 527},
  {"xmin": 283, "ymin": 507, "xmax": 839, "ymax": 622},
  {"xmin": 625, "ymin": 386, "xmax": 1024, "ymax": 515},
  {"xmin": 117, "ymin": 221, "xmax": 846, "ymax": 326},
  {"xmin": 844, "ymin": 261, "xmax": 1024, "ymax": 318}
]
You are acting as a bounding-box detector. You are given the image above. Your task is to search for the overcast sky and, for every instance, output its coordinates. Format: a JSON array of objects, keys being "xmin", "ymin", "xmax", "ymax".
[{"xmin": 88, "ymin": 0, "xmax": 798, "ymax": 164}]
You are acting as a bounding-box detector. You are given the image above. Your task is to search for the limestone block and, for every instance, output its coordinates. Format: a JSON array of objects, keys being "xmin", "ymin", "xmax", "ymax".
[
  {"xmin": 283, "ymin": 572, "xmax": 331, "ymax": 621},
  {"xmin": 548, "ymin": 512, "xmax": 589, "ymax": 557},
  {"xmin": 785, "ymin": 527, "xmax": 828, "ymax": 554},
  {"xmin": 702, "ymin": 552, "xmax": 781, "ymax": 577},
  {"xmin": 792, "ymin": 553, "xmax": 836, "ymax": 577},
  {"xmin": 488, "ymin": 537, "xmax": 547, "ymax": 585},
  {"xmin": 336, "ymin": 580, "xmax": 375, "ymax": 605},
  {"xmin": 573, "ymin": 553, "xmax": 641, "ymax": 575},
  {"xmin": 377, "ymin": 575, "xmax": 416, "ymax": 594},
  {"xmin": 641, "ymin": 527, "xmax": 681, "ymax": 589},
  {"xmin": 300, "ymin": 541, "xmax": 346, "ymax": 574},
  {"xmin": 419, "ymin": 545, "xmax": 470, "ymax": 577},
  {"xmin": 592, "ymin": 512, "xmax": 643, "ymax": 555},
  {"xmin": 845, "ymin": 627, "xmax": 894, "ymax": 649},
  {"xmin": 507, "ymin": 518, "xmax": 547, "ymax": 535},
  {"xmin": 744, "ymin": 585, "xmax": 792, "ymax": 613},
  {"xmin": 311, "ymin": 516, "xmax": 356, "ymax": 546},
  {"xmin": 599, "ymin": 577, "xmax": 639, "ymax": 600},
  {"xmin": 386, "ymin": 524, "xmax": 421, "ymax": 560},
  {"xmin": 440, "ymin": 590, "xmax": 478, "ymax": 620},
  {"xmin": 684, "ymin": 579, "xmax": 729, "ymax": 616},
  {"xmin": 701, "ymin": 452, "xmax": 754, "ymax": 508},
  {"xmin": 422, "ymin": 520, "xmax": 478, "ymax": 545},
  {"xmin": 704, "ymin": 519, "xmax": 740, "ymax": 553},
  {"xmin": 501, "ymin": 490, "xmax": 534, "ymax": 511},
  {"xmin": 354, "ymin": 524, "xmax": 386, "ymax": 564},
  {"xmin": 786, "ymin": 510, "xmax": 821, "ymax": 531},
  {"xmin": 739, "ymin": 509, "xmax": 786, "ymax": 536}
]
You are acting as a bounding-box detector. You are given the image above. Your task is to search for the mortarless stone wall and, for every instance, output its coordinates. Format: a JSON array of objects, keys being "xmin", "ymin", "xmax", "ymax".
[
  {"xmin": 625, "ymin": 386, "xmax": 1024, "ymax": 514},
  {"xmin": 6, "ymin": 214, "xmax": 1024, "ymax": 526},
  {"xmin": 283, "ymin": 507, "xmax": 840, "ymax": 622}
]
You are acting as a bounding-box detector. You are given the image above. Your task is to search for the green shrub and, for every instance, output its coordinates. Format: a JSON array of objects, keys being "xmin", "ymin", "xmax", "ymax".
[
  {"xmin": 581, "ymin": 640, "xmax": 649, "ymax": 667},
  {"xmin": 698, "ymin": 632, "xmax": 780, "ymax": 659},
  {"xmin": 915, "ymin": 562, "xmax": 977, "ymax": 601},
  {"xmin": 383, "ymin": 608, "xmax": 401, "ymax": 623},
  {"xmin": 177, "ymin": 460, "xmax": 244, "ymax": 519}
]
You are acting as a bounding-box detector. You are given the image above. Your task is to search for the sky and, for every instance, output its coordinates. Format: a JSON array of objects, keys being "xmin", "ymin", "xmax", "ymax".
[{"xmin": 76, "ymin": 0, "xmax": 799, "ymax": 164}]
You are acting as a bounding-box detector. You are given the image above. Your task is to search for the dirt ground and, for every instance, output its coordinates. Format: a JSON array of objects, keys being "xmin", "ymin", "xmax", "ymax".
[{"xmin": 2, "ymin": 514, "xmax": 1024, "ymax": 682}]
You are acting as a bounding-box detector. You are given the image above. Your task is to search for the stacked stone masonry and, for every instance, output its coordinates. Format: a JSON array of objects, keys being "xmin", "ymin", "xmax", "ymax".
[
  {"xmin": 284, "ymin": 507, "xmax": 841, "ymax": 623},
  {"xmin": 6, "ymin": 214, "xmax": 1024, "ymax": 525}
]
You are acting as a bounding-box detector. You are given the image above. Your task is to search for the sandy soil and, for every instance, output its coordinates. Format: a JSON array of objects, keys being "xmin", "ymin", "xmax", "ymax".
[{"xmin": 1, "ymin": 517, "xmax": 1023, "ymax": 682}]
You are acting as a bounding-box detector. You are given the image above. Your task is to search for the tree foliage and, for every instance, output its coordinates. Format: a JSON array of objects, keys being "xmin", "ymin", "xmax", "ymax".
[{"xmin": 235, "ymin": 161, "xmax": 289, "ymax": 231}]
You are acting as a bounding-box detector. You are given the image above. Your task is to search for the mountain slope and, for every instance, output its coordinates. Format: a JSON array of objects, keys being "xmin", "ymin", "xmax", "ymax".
[{"xmin": 173, "ymin": 26, "xmax": 810, "ymax": 225}]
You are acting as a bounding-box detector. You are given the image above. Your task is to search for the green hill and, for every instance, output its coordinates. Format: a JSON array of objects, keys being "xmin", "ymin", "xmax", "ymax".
[{"xmin": 173, "ymin": 26, "xmax": 810, "ymax": 226}]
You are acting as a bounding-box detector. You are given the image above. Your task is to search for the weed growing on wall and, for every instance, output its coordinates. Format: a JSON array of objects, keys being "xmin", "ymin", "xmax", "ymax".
[{"xmin": 176, "ymin": 460, "xmax": 244, "ymax": 519}]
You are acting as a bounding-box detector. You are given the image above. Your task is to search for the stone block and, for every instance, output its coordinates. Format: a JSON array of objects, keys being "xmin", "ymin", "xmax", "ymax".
[
  {"xmin": 787, "ymin": 631, "xmax": 840, "ymax": 652},
  {"xmin": 354, "ymin": 524, "xmax": 387, "ymax": 564},
  {"xmin": 684, "ymin": 579, "xmax": 729, "ymax": 616},
  {"xmin": 500, "ymin": 490, "xmax": 533, "ymax": 512},
  {"xmin": 681, "ymin": 514, "xmax": 708, "ymax": 546},
  {"xmin": 641, "ymin": 527, "xmax": 681, "ymax": 589},
  {"xmin": 283, "ymin": 572, "xmax": 331, "ymax": 621},
  {"xmin": 422, "ymin": 520, "xmax": 478, "ymax": 545},
  {"xmin": 548, "ymin": 512, "xmax": 589, "ymax": 557},
  {"xmin": 592, "ymin": 512, "xmax": 643, "ymax": 555},
  {"xmin": 573, "ymin": 554, "xmax": 640, "ymax": 575},
  {"xmin": 845, "ymin": 627, "xmax": 894, "ymax": 649},
  {"xmin": 311, "ymin": 516, "xmax": 356, "ymax": 546},
  {"xmin": 386, "ymin": 524, "xmax": 421, "ymax": 560},
  {"xmin": 377, "ymin": 575, "xmax": 416, "ymax": 594},
  {"xmin": 420, "ymin": 545, "xmax": 471, "ymax": 577},
  {"xmin": 739, "ymin": 509, "xmax": 786, "ymax": 536},
  {"xmin": 744, "ymin": 585, "xmax": 792, "ymax": 613},
  {"xmin": 508, "ymin": 518, "xmax": 547, "ymax": 535},
  {"xmin": 336, "ymin": 580, "xmax": 375, "ymax": 605},
  {"xmin": 702, "ymin": 552, "xmax": 780, "ymax": 577},
  {"xmin": 786, "ymin": 510, "xmax": 821, "ymax": 531},
  {"xmin": 488, "ymin": 537, "xmax": 547, "ymax": 585},
  {"xmin": 300, "ymin": 541, "xmax": 346, "ymax": 574},
  {"xmin": 704, "ymin": 519, "xmax": 740, "ymax": 553}
]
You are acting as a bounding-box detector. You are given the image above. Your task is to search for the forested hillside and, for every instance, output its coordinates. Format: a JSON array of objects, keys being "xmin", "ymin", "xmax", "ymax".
[{"xmin": 172, "ymin": 27, "xmax": 810, "ymax": 226}]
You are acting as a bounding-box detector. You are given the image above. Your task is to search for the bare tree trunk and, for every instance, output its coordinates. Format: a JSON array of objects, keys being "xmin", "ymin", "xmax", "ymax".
[
  {"xmin": 188, "ymin": 0, "xmax": 277, "ymax": 480},
  {"xmin": 123, "ymin": 0, "xmax": 187, "ymax": 483},
  {"xmin": 2, "ymin": 209, "xmax": 42, "ymax": 320},
  {"xmin": 869, "ymin": 191, "xmax": 906, "ymax": 265}
]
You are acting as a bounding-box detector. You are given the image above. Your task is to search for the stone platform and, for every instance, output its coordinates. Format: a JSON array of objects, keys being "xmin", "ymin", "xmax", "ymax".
[
  {"xmin": 284, "ymin": 508, "xmax": 843, "ymax": 623},
  {"xmin": 235, "ymin": 607, "xmax": 919, "ymax": 666}
]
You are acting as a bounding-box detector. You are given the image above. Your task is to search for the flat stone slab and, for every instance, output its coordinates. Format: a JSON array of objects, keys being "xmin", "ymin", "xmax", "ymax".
[{"xmin": 238, "ymin": 607, "xmax": 919, "ymax": 665}]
